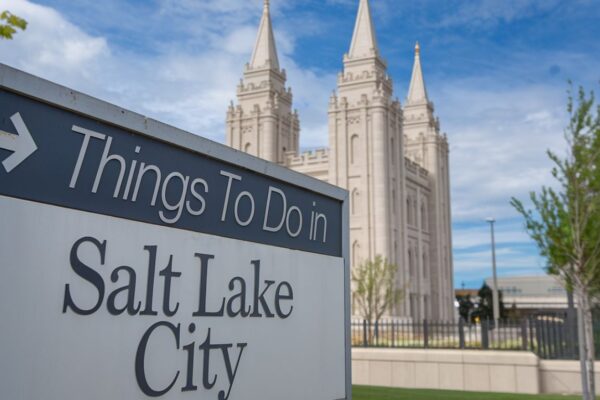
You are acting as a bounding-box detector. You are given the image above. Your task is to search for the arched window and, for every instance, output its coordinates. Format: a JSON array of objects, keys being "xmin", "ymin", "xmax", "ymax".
[
  {"xmin": 422, "ymin": 251, "xmax": 428, "ymax": 279},
  {"xmin": 390, "ymin": 137, "xmax": 395, "ymax": 165},
  {"xmin": 352, "ymin": 240, "xmax": 361, "ymax": 267},
  {"xmin": 350, "ymin": 134, "xmax": 359, "ymax": 165},
  {"xmin": 351, "ymin": 188, "xmax": 360, "ymax": 215},
  {"xmin": 421, "ymin": 202, "xmax": 427, "ymax": 229},
  {"xmin": 408, "ymin": 248, "xmax": 414, "ymax": 278},
  {"xmin": 413, "ymin": 199, "xmax": 418, "ymax": 226},
  {"xmin": 406, "ymin": 196, "xmax": 412, "ymax": 225},
  {"xmin": 244, "ymin": 142, "xmax": 252, "ymax": 154}
]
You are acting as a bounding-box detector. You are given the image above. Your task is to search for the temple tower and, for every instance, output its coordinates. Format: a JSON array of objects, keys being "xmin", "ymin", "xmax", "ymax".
[
  {"xmin": 403, "ymin": 43, "xmax": 454, "ymax": 320},
  {"xmin": 226, "ymin": 0, "xmax": 299, "ymax": 164},
  {"xmin": 328, "ymin": 0, "xmax": 407, "ymax": 314}
]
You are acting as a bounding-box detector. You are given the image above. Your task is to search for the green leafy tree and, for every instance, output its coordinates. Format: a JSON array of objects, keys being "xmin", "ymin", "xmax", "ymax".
[
  {"xmin": 511, "ymin": 86, "xmax": 600, "ymax": 400},
  {"xmin": 351, "ymin": 255, "xmax": 403, "ymax": 323},
  {"xmin": 1, "ymin": 11, "xmax": 27, "ymax": 39},
  {"xmin": 471, "ymin": 283, "xmax": 506, "ymax": 322},
  {"xmin": 456, "ymin": 293, "xmax": 475, "ymax": 322}
]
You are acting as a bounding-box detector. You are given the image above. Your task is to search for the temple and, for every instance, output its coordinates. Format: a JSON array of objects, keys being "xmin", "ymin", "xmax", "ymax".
[{"xmin": 226, "ymin": 0, "xmax": 454, "ymax": 320}]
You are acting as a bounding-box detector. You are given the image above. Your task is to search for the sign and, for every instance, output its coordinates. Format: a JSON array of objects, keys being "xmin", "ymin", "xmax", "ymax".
[{"xmin": 0, "ymin": 64, "xmax": 351, "ymax": 400}]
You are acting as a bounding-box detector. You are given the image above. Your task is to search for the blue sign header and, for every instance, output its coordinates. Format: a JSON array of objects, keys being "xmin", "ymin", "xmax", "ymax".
[{"xmin": 0, "ymin": 88, "xmax": 342, "ymax": 257}]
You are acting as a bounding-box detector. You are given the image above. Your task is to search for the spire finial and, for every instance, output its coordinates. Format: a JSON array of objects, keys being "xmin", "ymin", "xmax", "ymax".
[
  {"xmin": 348, "ymin": 0, "xmax": 379, "ymax": 59},
  {"xmin": 249, "ymin": 0, "xmax": 280, "ymax": 70},
  {"xmin": 407, "ymin": 41, "xmax": 429, "ymax": 104}
]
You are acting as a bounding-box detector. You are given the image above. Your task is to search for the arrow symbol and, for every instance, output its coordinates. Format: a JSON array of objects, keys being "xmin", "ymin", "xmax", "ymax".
[{"xmin": 0, "ymin": 112, "xmax": 38, "ymax": 173}]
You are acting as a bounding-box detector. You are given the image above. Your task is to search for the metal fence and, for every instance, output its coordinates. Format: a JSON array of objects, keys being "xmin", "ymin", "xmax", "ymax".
[{"xmin": 351, "ymin": 313, "xmax": 587, "ymax": 360}]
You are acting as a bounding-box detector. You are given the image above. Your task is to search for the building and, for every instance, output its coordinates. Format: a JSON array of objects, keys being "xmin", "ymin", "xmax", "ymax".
[
  {"xmin": 484, "ymin": 275, "xmax": 570, "ymax": 314},
  {"xmin": 225, "ymin": 0, "xmax": 454, "ymax": 321}
]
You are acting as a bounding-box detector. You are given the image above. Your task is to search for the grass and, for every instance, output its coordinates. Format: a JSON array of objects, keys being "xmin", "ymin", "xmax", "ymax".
[{"xmin": 352, "ymin": 385, "xmax": 581, "ymax": 400}]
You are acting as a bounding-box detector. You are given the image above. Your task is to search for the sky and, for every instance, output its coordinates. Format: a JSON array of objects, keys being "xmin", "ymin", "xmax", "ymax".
[{"xmin": 1, "ymin": 0, "xmax": 599, "ymax": 289}]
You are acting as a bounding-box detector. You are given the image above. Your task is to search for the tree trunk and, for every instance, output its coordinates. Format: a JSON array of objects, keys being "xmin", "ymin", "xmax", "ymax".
[
  {"xmin": 581, "ymin": 289, "xmax": 596, "ymax": 398},
  {"xmin": 577, "ymin": 286, "xmax": 596, "ymax": 400},
  {"xmin": 578, "ymin": 293, "xmax": 591, "ymax": 400}
]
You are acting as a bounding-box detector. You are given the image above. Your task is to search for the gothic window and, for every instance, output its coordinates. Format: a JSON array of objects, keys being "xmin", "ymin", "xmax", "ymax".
[
  {"xmin": 408, "ymin": 247, "xmax": 414, "ymax": 278},
  {"xmin": 352, "ymin": 240, "xmax": 361, "ymax": 267},
  {"xmin": 413, "ymin": 199, "xmax": 418, "ymax": 226},
  {"xmin": 410, "ymin": 294, "xmax": 418, "ymax": 321},
  {"xmin": 422, "ymin": 251, "xmax": 428, "ymax": 279},
  {"xmin": 406, "ymin": 196, "xmax": 412, "ymax": 225},
  {"xmin": 421, "ymin": 201, "xmax": 427, "ymax": 230},
  {"xmin": 351, "ymin": 188, "xmax": 360, "ymax": 215},
  {"xmin": 350, "ymin": 134, "xmax": 359, "ymax": 165}
]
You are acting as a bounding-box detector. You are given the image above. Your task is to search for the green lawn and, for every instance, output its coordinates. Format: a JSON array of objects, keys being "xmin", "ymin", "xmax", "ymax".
[{"xmin": 353, "ymin": 385, "xmax": 581, "ymax": 400}]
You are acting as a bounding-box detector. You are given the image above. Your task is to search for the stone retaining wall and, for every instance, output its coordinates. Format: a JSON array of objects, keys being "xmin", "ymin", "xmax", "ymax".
[{"xmin": 352, "ymin": 348, "xmax": 600, "ymax": 395}]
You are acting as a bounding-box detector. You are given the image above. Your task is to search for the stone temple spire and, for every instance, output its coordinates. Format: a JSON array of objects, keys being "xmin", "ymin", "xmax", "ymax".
[
  {"xmin": 407, "ymin": 41, "xmax": 429, "ymax": 104},
  {"xmin": 227, "ymin": 0, "xmax": 299, "ymax": 164},
  {"xmin": 348, "ymin": 0, "xmax": 379, "ymax": 59},
  {"xmin": 249, "ymin": 0, "xmax": 280, "ymax": 70}
]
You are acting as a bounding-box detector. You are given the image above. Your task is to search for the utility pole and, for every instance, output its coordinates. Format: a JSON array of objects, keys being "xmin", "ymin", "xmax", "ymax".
[{"xmin": 486, "ymin": 218, "xmax": 500, "ymax": 327}]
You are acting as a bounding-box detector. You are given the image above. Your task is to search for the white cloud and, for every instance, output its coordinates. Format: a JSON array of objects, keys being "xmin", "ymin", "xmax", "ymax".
[
  {"xmin": 434, "ymin": 80, "xmax": 568, "ymax": 281},
  {"xmin": 221, "ymin": 26, "xmax": 258, "ymax": 55},
  {"xmin": 0, "ymin": 0, "xmax": 110, "ymax": 86},
  {"xmin": 0, "ymin": 0, "xmax": 332, "ymax": 145},
  {"xmin": 452, "ymin": 223, "xmax": 532, "ymax": 250},
  {"xmin": 454, "ymin": 254, "xmax": 545, "ymax": 275},
  {"xmin": 281, "ymin": 56, "xmax": 336, "ymax": 149},
  {"xmin": 434, "ymin": 83, "xmax": 567, "ymax": 223}
]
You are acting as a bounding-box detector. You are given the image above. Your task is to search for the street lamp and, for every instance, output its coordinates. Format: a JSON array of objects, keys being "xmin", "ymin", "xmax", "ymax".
[{"xmin": 486, "ymin": 217, "xmax": 500, "ymax": 327}]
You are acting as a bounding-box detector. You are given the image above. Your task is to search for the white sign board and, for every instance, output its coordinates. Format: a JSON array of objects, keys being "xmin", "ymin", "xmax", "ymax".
[{"xmin": 0, "ymin": 64, "xmax": 350, "ymax": 400}]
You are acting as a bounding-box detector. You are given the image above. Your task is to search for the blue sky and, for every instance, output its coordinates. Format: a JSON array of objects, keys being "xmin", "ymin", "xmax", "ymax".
[{"xmin": 2, "ymin": 0, "xmax": 599, "ymax": 289}]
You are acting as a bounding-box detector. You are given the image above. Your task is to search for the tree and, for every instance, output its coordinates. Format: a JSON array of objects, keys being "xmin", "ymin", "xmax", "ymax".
[
  {"xmin": 456, "ymin": 293, "xmax": 475, "ymax": 322},
  {"xmin": 511, "ymin": 86, "xmax": 600, "ymax": 400},
  {"xmin": 351, "ymin": 255, "xmax": 403, "ymax": 323},
  {"xmin": 1, "ymin": 11, "xmax": 27, "ymax": 39},
  {"xmin": 471, "ymin": 283, "xmax": 506, "ymax": 323}
]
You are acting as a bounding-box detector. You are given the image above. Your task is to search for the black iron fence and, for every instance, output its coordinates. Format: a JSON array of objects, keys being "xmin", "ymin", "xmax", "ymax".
[{"xmin": 351, "ymin": 313, "xmax": 592, "ymax": 360}]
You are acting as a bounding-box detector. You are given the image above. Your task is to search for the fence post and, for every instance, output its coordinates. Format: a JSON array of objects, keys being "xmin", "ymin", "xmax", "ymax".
[
  {"xmin": 362, "ymin": 319, "xmax": 368, "ymax": 347},
  {"xmin": 521, "ymin": 318, "xmax": 528, "ymax": 351},
  {"xmin": 374, "ymin": 320, "xmax": 379, "ymax": 347},
  {"xmin": 458, "ymin": 318, "xmax": 466, "ymax": 349},
  {"xmin": 529, "ymin": 316, "xmax": 535, "ymax": 352},
  {"xmin": 481, "ymin": 319, "xmax": 489, "ymax": 350},
  {"xmin": 423, "ymin": 319, "xmax": 429, "ymax": 348},
  {"xmin": 534, "ymin": 318, "xmax": 543, "ymax": 358}
]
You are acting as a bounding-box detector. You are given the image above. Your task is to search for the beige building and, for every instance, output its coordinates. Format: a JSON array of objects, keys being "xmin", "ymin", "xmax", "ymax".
[
  {"xmin": 226, "ymin": 0, "xmax": 454, "ymax": 321},
  {"xmin": 485, "ymin": 275, "xmax": 570, "ymax": 312}
]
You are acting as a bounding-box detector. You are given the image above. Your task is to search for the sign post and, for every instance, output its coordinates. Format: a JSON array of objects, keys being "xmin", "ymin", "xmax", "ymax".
[{"xmin": 0, "ymin": 64, "xmax": 351, "ymax": 400}]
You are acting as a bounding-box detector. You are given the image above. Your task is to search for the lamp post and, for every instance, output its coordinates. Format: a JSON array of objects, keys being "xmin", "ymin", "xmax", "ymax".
[{"xmin": 486, "ymin": 218, "xmax": 500, "ymax": 327}]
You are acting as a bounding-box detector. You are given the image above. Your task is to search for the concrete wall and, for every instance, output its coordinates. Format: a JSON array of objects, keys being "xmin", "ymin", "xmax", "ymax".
[
  {"xmin": 352, "ymin": 348, "xmax": 600, "ymax": 395},
  {"xmin": 540, "ymin": 359, "xmax": 600, "ymax": 395}
]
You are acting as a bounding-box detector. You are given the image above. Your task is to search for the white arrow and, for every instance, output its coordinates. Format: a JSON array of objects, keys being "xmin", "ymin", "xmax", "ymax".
[{"xmin": 0, "ymin": 112, "xmax": 38, "ymax": 173}]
